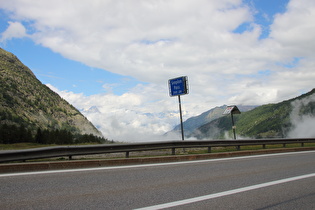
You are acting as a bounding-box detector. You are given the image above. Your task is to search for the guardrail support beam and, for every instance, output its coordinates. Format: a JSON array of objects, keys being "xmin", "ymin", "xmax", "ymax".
[
  {"xmin": 172, "ymin": 148, "xmax": 176, "ymax": 155},
  {"xmin": 1, "ymin": 138, "xmax": 314, "ymax": 163}
]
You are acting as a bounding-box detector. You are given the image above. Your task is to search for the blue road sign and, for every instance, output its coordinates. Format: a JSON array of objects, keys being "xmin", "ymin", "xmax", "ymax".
[{"xmin": 168, "ymin": 76, "xmax": 188, "ymax": 97}]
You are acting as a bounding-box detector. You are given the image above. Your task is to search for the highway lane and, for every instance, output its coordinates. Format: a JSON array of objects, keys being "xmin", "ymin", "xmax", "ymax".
[{"xmin": 1, "ymin": 151, "xmax": 315, "ymax": 209}]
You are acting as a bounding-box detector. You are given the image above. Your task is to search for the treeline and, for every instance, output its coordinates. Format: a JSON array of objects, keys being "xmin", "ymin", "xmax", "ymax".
[{"xmin": 0, "ymin": 124, "xmax": 111, "ymax": 144}]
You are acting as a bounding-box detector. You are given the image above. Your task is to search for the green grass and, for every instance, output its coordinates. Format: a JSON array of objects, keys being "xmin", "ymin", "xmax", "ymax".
[
  {"xmin": 0, "ymin": 143, "xmax": 55, "ymax": 150},
  {"xmin": 186, "ymin": 143, "xmax": 315, "ymax": 155},
  {"xmin": 0, "ymin": 142, "xmax": 103, "ymax": 150}
]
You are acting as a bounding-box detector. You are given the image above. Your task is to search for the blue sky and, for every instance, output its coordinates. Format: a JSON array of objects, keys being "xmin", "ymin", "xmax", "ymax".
[
  {"xmin": 1, "ymin": 0, "xmax": 314, "ymax": 141},
  {"xmin": 0, "ymin": 31, "xmax": 143, "ymax": 96},
  {"xmin": 235, "ymin": 0, "xmax": 289, "ymax": 38}
]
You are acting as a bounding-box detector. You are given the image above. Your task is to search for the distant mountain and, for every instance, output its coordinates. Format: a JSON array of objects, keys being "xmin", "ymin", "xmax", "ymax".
[
  {"xmin": 193, "ymin": 89, "xmax": 315, "ymax": 139},
  {"xmin": 0, "ymin": 48, "xmax": 103, "ymax": 143},
  {"xmin": 83, "ymin": 106, "xmax": 101, "ymax": 114},
  {"xmin": 168, "ymin": 105, "xmax": 257, "ymax": 137}
]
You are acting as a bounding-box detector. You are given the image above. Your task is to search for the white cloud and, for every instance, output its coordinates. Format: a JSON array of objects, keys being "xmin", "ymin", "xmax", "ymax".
[
  {"xmin": 0, "ymin": 21, "xmax": 27, "ymax": 42},
  {"xmin": 46, "ymin": 83, "xmax": 187, "ymax": 142},
  {"xmin": 1, "ymin": 0, "xmax": 254, "ymax": 79},
  {"xmin": 2, "ymin": 0, "xmax": 315, "ymax": 141},
  {"xmin": 270, "ymin": 0, "xmax": 315, "ymax": 57}
]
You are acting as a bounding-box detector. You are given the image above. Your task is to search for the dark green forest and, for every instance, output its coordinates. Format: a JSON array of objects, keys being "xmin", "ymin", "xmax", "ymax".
[{"xmin": 0, "ymin": 123, "xmax": 111, "ymax": 144}]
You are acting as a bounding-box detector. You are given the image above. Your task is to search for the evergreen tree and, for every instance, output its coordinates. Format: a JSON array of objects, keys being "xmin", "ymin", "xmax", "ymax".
[{"xmin": 35, "ymin": 128, "xmax": 43, "ymax": 144}]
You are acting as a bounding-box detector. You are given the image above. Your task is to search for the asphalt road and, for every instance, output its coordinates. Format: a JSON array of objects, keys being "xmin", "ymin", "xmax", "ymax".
[{"xmin": 1, "ymin": 151, "xmax": 315, "ymax": 210}]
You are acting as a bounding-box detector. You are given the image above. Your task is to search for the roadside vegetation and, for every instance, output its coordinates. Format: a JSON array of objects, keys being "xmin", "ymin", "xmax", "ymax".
[{"xmin": 0, "ymin": 124, "xmax": 112, "ymax": 145}]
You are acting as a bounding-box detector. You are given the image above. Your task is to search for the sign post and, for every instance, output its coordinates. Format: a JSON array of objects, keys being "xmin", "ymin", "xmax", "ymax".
[
  {"xmin": 178, "ymin": 95, "xmax": 184, "ymax": 140},
  {"xmin": 168, "ymin": 76, "xmax": 189, "ymax": 141},
  {"xmin": 223, "ymin": 105, "xmax": 241, "ymax": 140}
]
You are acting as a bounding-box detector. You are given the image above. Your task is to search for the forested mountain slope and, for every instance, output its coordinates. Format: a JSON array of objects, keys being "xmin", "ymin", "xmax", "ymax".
[
  {"xmin": 0, "ymin": 48, "xmax": 104, "ymax": 144},
  {"xmin": 169, "ymin": 105, "xmax": 257, "ymax": 138},
  {"xmin": 193, "ymin": 89, "xmax": 315, "ymax": 139}
]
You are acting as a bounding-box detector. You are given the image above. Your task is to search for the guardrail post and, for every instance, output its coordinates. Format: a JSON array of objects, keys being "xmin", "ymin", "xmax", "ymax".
[
  {"xmin": 236, "ymin": 145, "xmax": 240, "ymax": 151},
  {"xmin": 126, "ymin": 151, "xmax": 130, "ymax": 158},
  {"xmin": 208, "ymin": 147, "xmax": 211, "ymax": 153},
  {"xmin": 172, "ymin": 148, "xmax": 176, "ymax": 155},
  {"xmin": 69, "ymin": 155, "xmax": 72, "ymax": 160},
  {"xmin": 263, "ymin": 144, "xmax": 266, "ymax": 149},
  {"xmin": 283, "ymin": 144, "xmax": 286, "ymax": 148},
  {"xmin": 301, "ymin": 143, "xmax": 304, "ymax": 147}
]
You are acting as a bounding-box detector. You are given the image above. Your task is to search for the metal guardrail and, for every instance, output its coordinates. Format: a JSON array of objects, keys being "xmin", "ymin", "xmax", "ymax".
[{"xmin": 0, "ymin": 138, "xmax": 315, "ymax": 163}]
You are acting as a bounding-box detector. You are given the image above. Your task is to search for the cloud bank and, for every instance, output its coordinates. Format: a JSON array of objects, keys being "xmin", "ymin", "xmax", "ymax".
[
  {"xmin": 47, "ymin": 84, "xmax": 184, "ymax": 141},
  {"xmin": 288, "ymin": 92, "xmax": 315, "ymax": 138}
]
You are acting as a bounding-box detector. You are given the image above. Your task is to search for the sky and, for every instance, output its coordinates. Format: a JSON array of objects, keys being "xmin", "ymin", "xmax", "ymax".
[{"xmin": 1, "ymin": 0, "xmax": 315, "ymax": 142}]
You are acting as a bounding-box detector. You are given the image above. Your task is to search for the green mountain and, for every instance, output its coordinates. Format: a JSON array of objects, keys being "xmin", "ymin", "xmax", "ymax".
[
  {"xmin": 193, "ymin": 89, "xmax": 315, "ymax": 139},
  {"xmin": 0, "ymin": 48, "xmax": 104, "ymax": 144},
  {"xmin": 169, "ymin": 105, "xmax": 257, "ymax": 137}
]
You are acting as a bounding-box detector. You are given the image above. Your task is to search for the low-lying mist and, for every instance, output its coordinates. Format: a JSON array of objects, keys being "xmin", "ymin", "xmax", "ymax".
[{"xmin": 288, "ymin": 93, "xmax": 315, "ymax": 138}]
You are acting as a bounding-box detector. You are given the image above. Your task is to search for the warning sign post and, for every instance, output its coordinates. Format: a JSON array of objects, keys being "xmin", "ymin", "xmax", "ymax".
[{"xmin": 223, "ymin": 105, "xmax": 241, "ymax": 139}]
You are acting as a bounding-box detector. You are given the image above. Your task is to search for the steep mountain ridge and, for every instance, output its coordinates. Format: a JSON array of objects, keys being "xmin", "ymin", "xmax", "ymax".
[
  {"xmin": 194, "ymin": 89, "xmax": 315, "ymax": 139},
  {"xmin": 0, "ymin": 48, "xmax": 102, "ymax": 139},
  {"xmin": 169, "ymin": 105, "xmax": 257, "ymax": 137}
]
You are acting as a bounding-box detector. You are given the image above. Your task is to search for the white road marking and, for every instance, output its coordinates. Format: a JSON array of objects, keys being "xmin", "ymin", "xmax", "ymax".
[
  {"xmin": 0, "ymin": 150, "xmax": 314, "ymax": 177},
  {"xmin": 134, "ymin": 173, "xmax": 315, "ymax": 210}
]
